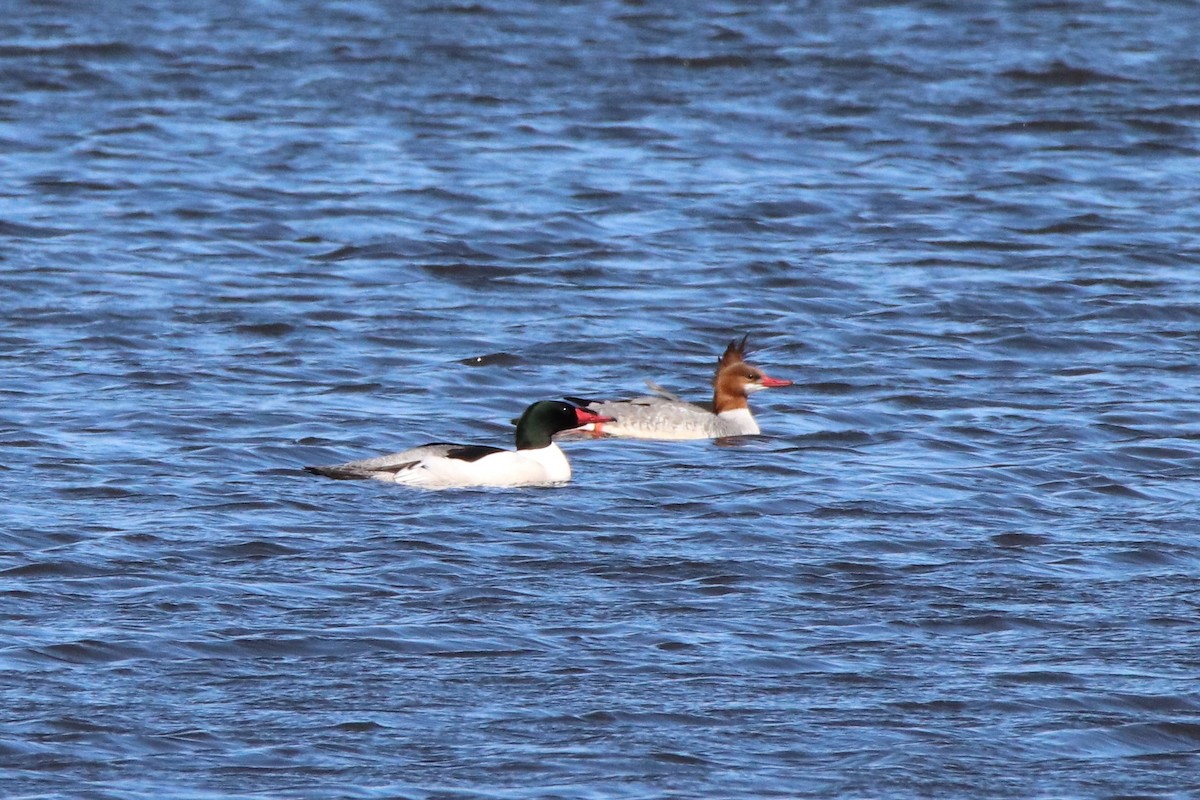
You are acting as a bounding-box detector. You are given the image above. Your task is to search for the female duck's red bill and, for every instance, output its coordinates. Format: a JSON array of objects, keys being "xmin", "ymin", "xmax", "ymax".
[{"xmin": 759, "ymin": 375, "xmax": 793, "ymax": 388}]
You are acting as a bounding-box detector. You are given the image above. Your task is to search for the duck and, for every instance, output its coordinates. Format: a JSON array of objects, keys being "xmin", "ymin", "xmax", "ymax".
[
  {"xmin": 565, "ymin": 336, "xmax": 791, "ymax": 440},
  {"xmin": 305, "ymin": 400, "xmax": 613, "ymax": 489}
]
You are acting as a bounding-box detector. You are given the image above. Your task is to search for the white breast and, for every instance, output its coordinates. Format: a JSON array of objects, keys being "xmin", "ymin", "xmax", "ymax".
[{"xmin": 713, "ymin": 407, "xmax": 759, "ymax": 436}]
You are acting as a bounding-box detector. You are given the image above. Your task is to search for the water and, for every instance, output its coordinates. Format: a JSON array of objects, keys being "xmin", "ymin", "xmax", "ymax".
[{"xmin": 3, "ymin": 1, "xmax": 1200, "ymax": 797}]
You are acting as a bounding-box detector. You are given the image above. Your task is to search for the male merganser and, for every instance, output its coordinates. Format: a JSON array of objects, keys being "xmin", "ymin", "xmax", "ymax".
[
  {"xmin": 566, "ymin": 336, "xmax": 792, "ymax": 440},
  {"xmin": 305, "ymin": 400, "xmax": 614, "ymax": 489}
]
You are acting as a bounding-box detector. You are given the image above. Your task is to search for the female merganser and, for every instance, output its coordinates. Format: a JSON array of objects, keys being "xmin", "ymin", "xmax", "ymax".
[
  {"xmin": 566, "ymin": 336, "xmax": 792, "ymax": 440},
  {"xmin": 305, "ymin": 400, "xmax": 613, "ymax": 489}
]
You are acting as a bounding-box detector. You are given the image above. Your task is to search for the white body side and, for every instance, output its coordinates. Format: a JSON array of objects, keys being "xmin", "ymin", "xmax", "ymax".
[
  {"xmin": 390, "ymin": 444, "xmax": 570, "ymax": 488},
  {"xmin": 319, "ymin": 441, "xmax": 571, "ymax": 491},
  {"xmin": 580, "ymin": 397, "xmax": 760, "ymax": 440}
]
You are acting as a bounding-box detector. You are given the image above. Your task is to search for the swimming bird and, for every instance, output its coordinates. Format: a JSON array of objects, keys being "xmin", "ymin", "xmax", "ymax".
[
  {"xmin": 305, "ymin": 400, "xmax": 613, "ymax": 489},
  {"xmin": 566, "ymin": 336, "xmax": 791, "ymax": 440}
]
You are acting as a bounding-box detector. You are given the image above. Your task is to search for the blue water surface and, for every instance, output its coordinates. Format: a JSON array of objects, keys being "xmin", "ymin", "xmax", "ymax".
[{"xmin": 3, "ymin": 2, "xmax": 1200, "ymax": 798}]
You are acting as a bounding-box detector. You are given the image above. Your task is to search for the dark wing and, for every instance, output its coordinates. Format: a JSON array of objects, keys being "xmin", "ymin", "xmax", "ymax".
[{"xmin": 442, "ymin": 444, "xmax": 505, "ymax": 462}]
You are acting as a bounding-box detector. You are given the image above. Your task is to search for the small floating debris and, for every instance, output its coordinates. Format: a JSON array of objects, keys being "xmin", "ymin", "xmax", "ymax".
[{"xmin": 459, "ymin": 352, "xmax": 520, "ymax": 367}]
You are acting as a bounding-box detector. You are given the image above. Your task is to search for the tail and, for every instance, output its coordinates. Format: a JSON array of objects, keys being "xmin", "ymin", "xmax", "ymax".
[
  {"xmin": 644, "ymin": 380, "xmax": 683, "ymax": 402},
  {"xmin": 304, "ymin": 465, "xmax": 371, "ymax": 481}
]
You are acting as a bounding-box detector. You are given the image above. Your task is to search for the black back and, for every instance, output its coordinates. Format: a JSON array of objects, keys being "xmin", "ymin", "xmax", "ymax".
[{"xmin": 442, "ymin": 444, "xmax": 505, "ymax": 462}]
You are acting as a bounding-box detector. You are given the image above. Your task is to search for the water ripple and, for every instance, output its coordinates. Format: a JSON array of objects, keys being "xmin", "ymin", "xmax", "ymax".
[{"xmin": 3, "ymin": 1, "xmax": 1200, "ymax": 798}]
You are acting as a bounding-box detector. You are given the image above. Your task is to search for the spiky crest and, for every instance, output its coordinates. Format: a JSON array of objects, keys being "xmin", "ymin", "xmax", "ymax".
[{"xmin": 714, "ymin": 334, "xmax": 750, "ymax": 377}]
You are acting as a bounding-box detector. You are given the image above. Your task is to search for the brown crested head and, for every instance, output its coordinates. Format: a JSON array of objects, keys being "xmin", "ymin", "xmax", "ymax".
[
  {"xmin": 712, "ymin": 362, "xmax": 759, "ymax": 412},
  {"xmin": 712, "ymin": 348, "xmax": 793, "ymax": 414},
  {"xmin": 714, "ymin": 334, "xmax": 750, "ymax": 378}
]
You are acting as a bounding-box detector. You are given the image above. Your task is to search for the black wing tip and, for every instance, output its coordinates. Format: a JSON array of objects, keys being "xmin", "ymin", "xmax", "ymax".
[{"xmin": 564, "ymin": 395, "xmax": 598, "ymax": 407}]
